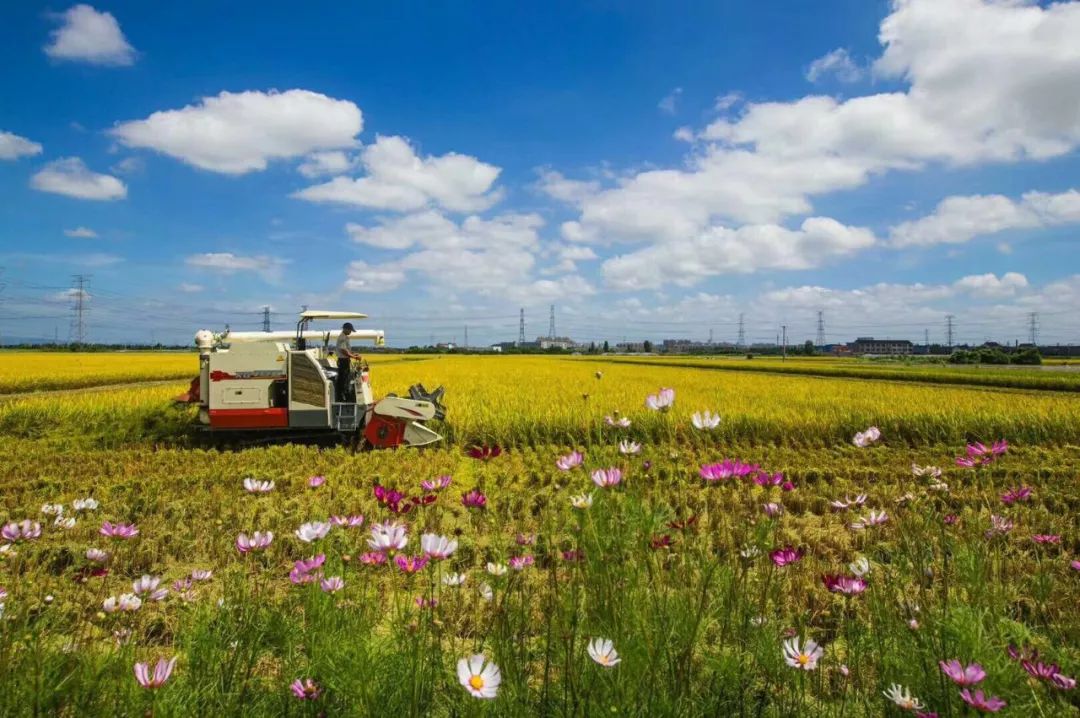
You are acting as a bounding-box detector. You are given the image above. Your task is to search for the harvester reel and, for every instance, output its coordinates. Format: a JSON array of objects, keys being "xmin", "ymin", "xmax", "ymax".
[{"xmin": 408, "ymin": 383, "xmax": 447, "ymax": 420}]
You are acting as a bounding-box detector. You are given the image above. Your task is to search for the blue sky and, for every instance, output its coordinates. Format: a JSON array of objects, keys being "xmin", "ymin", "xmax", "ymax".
[{"xmin": 1, "ymin": 0, "xmax": 1079, "ymax": 347}]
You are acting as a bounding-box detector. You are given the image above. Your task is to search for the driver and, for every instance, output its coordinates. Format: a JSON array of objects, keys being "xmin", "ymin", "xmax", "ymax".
[{"xmin": 335, "ymin": 322, "xmax": 363, "ymax": 401}]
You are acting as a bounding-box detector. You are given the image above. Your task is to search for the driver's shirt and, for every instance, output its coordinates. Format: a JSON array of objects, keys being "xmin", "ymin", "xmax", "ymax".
[{"xmin": 335, "ymin": 333, "xmax": 352, "ymax": 359}]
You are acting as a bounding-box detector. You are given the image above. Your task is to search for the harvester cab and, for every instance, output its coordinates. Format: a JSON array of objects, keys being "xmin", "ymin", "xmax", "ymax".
[{"xmin": 180, "ymin": 311, "xmax": 446, "ymax": 449}]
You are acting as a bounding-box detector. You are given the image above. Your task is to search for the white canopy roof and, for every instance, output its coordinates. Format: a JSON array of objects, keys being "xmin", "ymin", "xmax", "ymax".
[{"xmin": 299, "ymin": 310, "xmax": 367, "ymax": 320}]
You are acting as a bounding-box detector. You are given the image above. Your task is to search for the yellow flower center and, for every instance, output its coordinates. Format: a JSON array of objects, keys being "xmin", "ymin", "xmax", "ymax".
[
  {"xmin": 797, "ymin": 654, "xmax": 809, "ymax": 666},
  {"xmin": 469, "ymin": 675, "xmax": 485, "ymax": 690}
]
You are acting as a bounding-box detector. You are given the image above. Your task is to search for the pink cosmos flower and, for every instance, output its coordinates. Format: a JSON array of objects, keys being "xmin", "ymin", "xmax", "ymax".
[
  {"xmin": 236, "ymin": 531, "xmax": 273, "ymax": 553},
  {"xmin": 944, "ymin": 514, "xmax": 959, "ymax": 525},
  {"xmin": 395, "ymin": 554, "xmax": 429, "ymax": 573},
  {"xmin": 763, "ymin": 502, "xmax": 783, "ymax": 518},
  {"xmin": 421, "ymin": 475, "xmax": 452, "ymax": 492},
  {"xmin": 754, "ymin": 472, "xmax": 794, "ymax": 490},
  {"xmin": 2, "ymin": 520, "xmax": 41, "ymax": 542},
  {"xmin": 308, "ymin": 476, "xmax": 326, "ymax": 488},
  {"xmin": 1072, "ymin": 560, "xmax": 1080, "ymax": 571},
  {"xmin": 131, "ymin": 575, "xmax": 168, "ymax": 601},
  {"xmin": 515, "ymin": 533, "xmax": 536, "ymax": 546},
  {"xmin": 86, "ymin": 548, "xmax": 109, "ymax": 563},
  {"xmin": 556, "ymin": 452, "xmax": 584, "ymax": 471},
  {"xmin": 822, "ymin": 574, "xmax": 867, "ymax": 595},
  {"xmin": 291, "ymin": 678, "xmax": 321, "ymax": 700},
  {"xmin": 1022, "ymin": 660, "xmax": 1062, "ymax": 681},
  {"xmin": 415, "ymin": 596, "xmax": 438, "ymax": 608},
  {"xmin": 770, "ymin": 546, "xmax": 804, "ymax": 567},
  {"xmin": 604, "ymin": 415, "xmax": 631, "ymax": 428},
  {"xmin": 1052, "ymin": 674, "xmax": 1076, "ymax": 690},
  {"xmin": 591, "ymin": 467, "xmax": 622, "ymax": 488},
  {"xmin": 100, "ymin": 521, "xmax": 138, "ymax": 539},
  {"xmin": 509, "ymin": 555, "xmax": 534, "ymax": 570},
  {"xmin": 829, "ymin": 494, "xmax": 867, "ymax": 511},
  {"xmin": 1001, "ymin": 486, "xmax": 1032, "ymax": 505},
  {"xmin": 959, "ymin": 689, "xmax": 1006, "ymax": 713},
  {"xmin": 645, "ymin": 387, "xmax": 675, "ymax": 411},
  {"xmin": 850, "ymin": 511, "xmax": 888, "ymax": 530},
  {"xmin": 190, "ymin": 569, "xmax": 212, "ymax": 581},
  {"xmin": 985, "ymin": 515, "xmax": 1014, "ymax": 538},
  {"xmin": 939, "ymin": 659, "xmax": 986, "ymax": 686},
  {"xmin": 1032, "ymin": 534, "xmax": 1060, "ymax": 544},
  {"xmin": 467, "ymin": 445, "xmax": 502, "ymax": 461},
  {"xmin": 562, "ymin": 549, "xmax": 584, "ymax": 562},
  {"xmin": 320, "ymin": 576, "xmax": 344, "ymax": 593},
  {"xmin": 330, "ymin": 515, "xmax": 365, "ymax": 528},
  {"xmin": 699, "ymin": 460, "xmax": 759, "ymax": 482},
  {"xmin": 461, "ymin": 489, "xmax": 487, "ymax": 508},
  {"xmin": 359, "ymin": 552, "xmax": 387, "ymax": 565},
  {"xmin": 134, "ymin": 656, "xmax": 176, "ymax": 689}
]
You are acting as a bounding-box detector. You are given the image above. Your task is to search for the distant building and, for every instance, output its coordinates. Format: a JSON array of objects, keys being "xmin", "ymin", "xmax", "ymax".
[
  {"xmin": 849, "ymin": 337, "xmax": 913, "ymax": 355},
  {"xmin": 435, "ymin": 342, "xmax": 456, "ymax": 350},
  {"xmin": 615, "ymin": 341, "xmax": 647, "ymax": 353},
  {"xmin": 537, "ymin": 335, "xmax": 576, "ymax": 350}
]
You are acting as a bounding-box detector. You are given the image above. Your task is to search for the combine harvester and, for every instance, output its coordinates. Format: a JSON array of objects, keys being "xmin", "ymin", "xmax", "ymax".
[{"xmin": 178, "ymin": 310, "xmax": 446, "ymax": 449}]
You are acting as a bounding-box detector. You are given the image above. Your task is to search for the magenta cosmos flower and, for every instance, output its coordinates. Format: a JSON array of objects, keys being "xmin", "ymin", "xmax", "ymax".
[
  {"xmin": 421, "ymin": 475, "xmax": 452, "ymax": 492},
  {"xmin": 591, "ymin": 467, "xmax": 622, "ymax": 488},
  {"xmin": 236, "ymin": 531, "xmax": 273, "ymax": 553},
  {"xmin": 1032, "ymin": 534, "xmax": 1060, "ymax": 544},
  {"xmin": 461, "ymin": 490, "xmax": 487, "ymax": 508},
  {"xmin": 320, "ymin": 576, "xmax": 344, "ymax": 593},
  {"xmin": 770, "ymin": 546, "xmax": 804, "ymax": 567},
  {"xmin": 822, "ymin": 574, "xmax": 867, "ymax": 595},
  {"xmin": 1071, "ymin": 560, "xmax": 1080, "ymax": 571},
  {"xmin": 100, "ymin": 521, "xmax": 139, "ymax": 539},
  {"xmin": 939, "ymin": 659, "xmax": 986, "ymax": 686},
  {"xmin": 699, "ymin": 459, "xmax": 758, "ymax": 482},
  {"xmin": 291, "ymin": 678, "xmax": 321, "ymax": 700},
  {"xmin": 134, "ymin": 656, "xmax": 176, "ymax": 689},
  {"xmin": 556, "ymin": 451, "xmax": 584, "ymax": 471},
  {"xmin": 308, "ymin": 476, "xmax": 326, "ymax": 488},
  {"xmin": 1000, "ymin": 486, "xmax": 1032, "ymax": 505},
  {"xmin": 510, "ymin": 555, "xmax": 534, "ymax": 570},
  {"xmin": 395, "ymin": 554, "xmax": 429, "ymax": 574},
  {"xmin": 959, "ymin": 689, "xmax": 1006, "ymax": 713},
  {"xmin": 2, "ymin": 520, "xmax": 42, "ymax": 542},
  {"xmin": 467, "ymin": 445, "xmax": 502, "ymax": 461}
]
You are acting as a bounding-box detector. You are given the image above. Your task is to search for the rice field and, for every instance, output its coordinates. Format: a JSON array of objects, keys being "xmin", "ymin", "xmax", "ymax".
[{"xmin": 0, "ymin": 353, "xmax": 1077, "ymax": 716}]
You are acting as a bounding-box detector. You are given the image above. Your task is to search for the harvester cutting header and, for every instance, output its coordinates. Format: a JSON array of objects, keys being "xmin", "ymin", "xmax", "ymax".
[{"xmin": 179, "ymin": 311, "xmax": 446, "ymax": 449}]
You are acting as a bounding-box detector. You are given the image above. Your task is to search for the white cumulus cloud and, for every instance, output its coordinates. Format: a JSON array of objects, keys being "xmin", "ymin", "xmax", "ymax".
[
  {"xmin": 64, "ymin": 227, "xmax": 98, "ymax": 238},
  {"xmin": 44, "ymin": 4, "xmax": 136, "ymax": 66},
  {"xmin": 185, "ymin": 252, "xmax": 288, "ymax": 281},
  {"xmin": 111, "ymin": 89, "xmax": 363, "ymax": 174},
  {"xmin": 30, "ymin": 158, "xmax": 127, "ymax": 200},
  {"xmin": 805, "ymin": 48, "xmax": 863, "ymax": 83},
  {"xmin": 294, "ymin": 134, "xmax": 502, "ymax": 213},
  {"xmin": 0, "ymin": 131, "xmax": 43, "ymax": 160}
]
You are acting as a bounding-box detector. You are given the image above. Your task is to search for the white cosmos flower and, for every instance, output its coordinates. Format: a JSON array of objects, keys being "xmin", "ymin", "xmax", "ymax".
[
  {"xmin": 54, "ymin": 516, "xmax": 76, "ymax": 530},
  {"xmin": 72, "ymin": 497, "xmax": 99, "ymax": 511},
  {"xmin": 479, "ymin": 583, "xmax": 493, "ymax": 601},
  {"xmin": 457, "ymin": 654, "xmax": 501, "ymax": 699},
  {"xmin": 295, "ymin": 521, "xmax": 331, "ymax": 543},
  {"xmin": 645, "ymin": 387, "xmax": 675, "ymax": 412},
  {"xmin": 586, "ymin": 638, "xmax": 621, "ymax": 667},
  {"xmin": 782, "ymin": 637, "xmax": 823, "ymax": 671},
  {"xmin": 368, "ymin": 522, "xmax": 407, "ymax": 552},
  {"xmin": 618, "ymin": 440, "xmax": 641, "ymax": 454},
  {"xmin": 570, "ymin": 493, "xmax": 593, "ymax": 509},
  {"xmin": 883, "ymin": 683, "xmax": 924, "ymax": 711},
  {"xmin": 442, "ymin": 573, "xmax": 467, "ymax": 587},
  {"xmin": 849, "ymin": 556, "xmax": 870, "ymax": 577},
  {"xmin": 740, "ymin": 545, "xmax": 761, "ymax": 559},
  {"xmin": 852, "ymin": 426, "xmax": 881, "ymax": 447},
  {"xmin": 486, "ymin": 562, "xmax": 508, "ymax": 576},
  {"xmin": 86, "ymin": 548, "xmax": 108, "ymax": 562},
  {"xmin": 420, "ymin": 533, "xmax": 458, "ymax": 559},
  {"xmin": 41, "ymin": 503, "xmax": 64, "ymax": 516},
  {"xmin": 103, "ymin": 593, "xmax": 142, "ymax": 613},
  {"xmin": 850, "ymin": 511, "xmax": 889, "ymax": 530},
  {"xmin": 242, "ymin": 478, "xmax": 274, "ymax": 494},
  {"xmin": 691, "ymin": 410, "xmax": 721, "ymax": 430}
]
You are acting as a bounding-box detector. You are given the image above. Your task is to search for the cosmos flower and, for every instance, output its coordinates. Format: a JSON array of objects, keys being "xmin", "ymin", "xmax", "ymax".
[
  {"xmin": 86, "ymin": 548, "xmax": 108, "ymax": 563},
  {"xmin": 443, "ymin": 573, "xmax": 467, "ymax": 586},
  {"xmin": 420, "ymin": 533, "xmax": 458, "ymax": 559},
  {"xmin": 822, "ymin": 574, "xmax": 868, "ymax": 595},
  {"xmin": 242, "ymin": 478, "xmax": 274, "ymax": 494},
  {"xmin": 72, "ymin": 498, "xmax": 99, "ymax": 511},
  {"xmin": 40, "ymin": 503, "xmax": 64, "ymax": 516},
  {"xmin": 131, "ymin": 576, "xmax": 168, "ymax": 601},
  {"xmin": 1001, "ymin": 486, "xmax": 1033, "ymax": 505},
  {"xmin": 699, "ymin": 460, "xmax": 759, "ymax": 482},
  {"xmin": 570, "ymin": 493, "xmax": 593, "ymax": 509},
  {"xmin": 295, "ymin": 522, "xmax": 331, "ymax": 543},
  {"xmin": 320, "ymin": 576, "xmax": 344, "ymax": 593},
  {"xmin": 939, "ymin": 660, "xmax": 986, "ymax": 686},
  {"xmin": 415, "ymin": 596, "xmax": 438, "ymax": 609},
  {"xmin": 2, "ymin": 520, "xmax": 42, "ymax": 542},
  {"xmin": 103, "ymin": 593, "xmax": 142, "ymax": 613},
  {"xmin": 651, "ymin": 534, "xmax": 673, "ymax": 550},
  {"xmin": 1022, "ymin": 660, "xmax": 1062, "ymax": 681},
  {"xmin": 591, "ymin": 468, "xmax": 623, "ymax": 488},
  {"xmin": 330, "ymin": 515, "xmax": 364, "ymax": 528},
  {"xmin": 457, "ymin": 654, "xmax": 501, "ymax": 699},
  {"xmin": 1051, "ymin": 674, "xmax": 1076, "ymax": 690},
  {"xmin": 515, "ymin": 533, "xmax": 536, "ymax": 546},
  {"xmin": 850, "ymin": 511, "xmax": 889, "ymax": 530},
  {"xmin": 944, "ymin": 514, "xmax": 959, "ymax": 525},
  {"xmin": 829, "ymin": 494, "xmax": 868, "ymax": 511},
  {"xmin": 368, "ymin": 522, "xmax": 407, "ymax": 552},
  {"xmin": 54, "ymin": 516, "xmax": 76, "ymax": 530},
  {"xmin": 690, "ymin": 408, "xmax": 722, "ymax": 431},
  {"xmin": 618, "ymin": 440, "xmax": 641, "ymax": 455},
  {"xmin": 985, "ymin": 515, "xmax": 1014, "ymax": 537},
  {"xmin": 486, "ymin": 562, "xmax": 508, "ymax": 576},
  {"xmin": 852, "ymin": 426, "xmax": 881, "ymax": 447},
  {"xmin": 762, "ymin": 502, "xmax": 783, "ymax": 518},
  {"xmin": 587, "ymin": 638, "xmax": 621, "ymax": 667},
  {"xmin": 770, "ymin": 546, "xmax": 804, "ymax": 566},
  {"xmin": 556, "ymin": 452, "xmax": 584, "ymax": 470},
  {"xmin": 134, "ymin": 656, "xmax": 176, "ymax": 689},
  {"xmin": 739, "ymin": 545, "xmax": 760, "ymax": 560},
  {"xmin": 461, "ymin": 490, "xmax": 487, "ymax": 508},
  {"xmin": 308, "ymin": 476, "xmax": 326, "ymax": 488},
  {"xmin": 645, "ymin": 387, "xmax": 675, "ymax": 411},
  {"xmin": 1072, "ymin": 560, "xmax": 1080, "ymax": 571},
  {"xmin": 562, "ymin": 550, "xmax": 585, "ymax": 562},
  {"xmin": 959, "ymin": 689, "xmax": 1006, "ymax": 713},
  {"xmin": 359, "ymin": 552, "xmax": 387, "ymax": 565},
  {"xmin": 236, "ymin": 531, "xmax": 273, "ymax": 553},
  {"xmin": 604, "ymin": 415, "xmax": 632, "ymax": 428},
  {"xmin": 1032, "ymin": 534, "xmax": 1061, "ymax": 544},
  {"xmin": 883, "ymin": 684, "xmax": 924, "ymax": 711},
  {"xmin": 421, "ymin": 475, "xmax": 453, "ymax": 492},
  {"xmin": 849, "ymin": 556, "xmax": 870, "ymax": 577},
  {"xmin": 100, "ymin": 521, "xmax": 138, "ymax": 539},
  {"xmin": 291, "ymin": 678, "xmax": 321, "ymax": 700},
  {"xmin": 911, "ymin": 464, "xmax": 942, "ymax": 479},
  {"xmin": 394, "ymin": 554, "xmax": 429, "ymax": 574},
  {"xmin": 467, "ymin": 445, "xmax": 502, "ymax": 461},
  {"xmin": 479, "ymin": 583, "xmax": 494, "ymax": 601},
  {"xmin": 782, "ymin": 637, "xmax": 823, "ymax": 670},
  {"xmin": 509, "ymin": 555, "xmax": 534, "ymax": 570}
]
